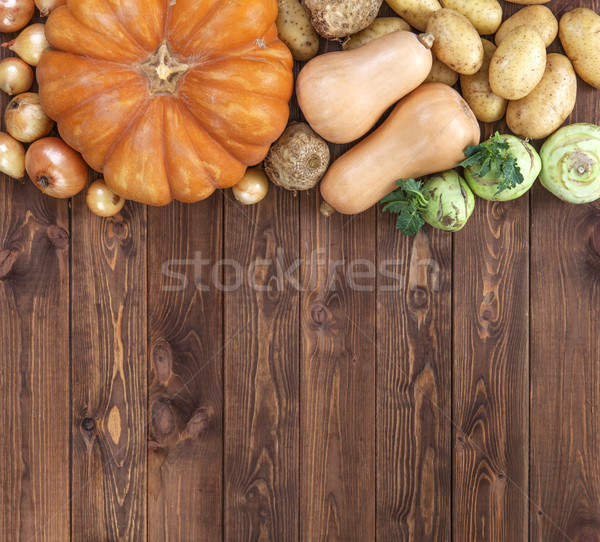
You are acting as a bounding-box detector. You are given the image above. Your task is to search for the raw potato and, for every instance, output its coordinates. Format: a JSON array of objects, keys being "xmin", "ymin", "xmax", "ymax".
[
  {"xmin": 507, "ymin": 54, "xmax": 577, "ymax": 140},
  {"xmin": 424, "ymin": 55, "xmax": 458, "ymax": 86},
  {"xmin": 439, "ymin": 0, "xmax": 502, "ymax": 35},
  {"xmin": 342, "ymin": 17, "xmax": 411, "ymax": 50},
  {"xmin": 495, "ymin": 6, "xmax": 558, "ymax": 47},
  {"xmin": 276, "ymin": 0, "xmax": 320, "ymax": 61},
  {"xmin": 506, "ymin": 0, "xmax": 549, "ymax": 4},
  {"xmin": 302, "ymin": 0, "xmax": 383, "ymax": 38},
  {"xmin": 264, "ymin": 122, "xmax": 330, "ymax": 191},
  {"xmin": 460, "ymin": 39, "xmax": 507, "ymax": 123},
  {"xmin": 385, "ymin": 0, "xmax": 441, "ymax": 32},
  {"xmin": 559, "ymin": 8, "xmax": 600, "ymax": 89},
  {"xmin": 426, "ymin": 9, "xmax": 483, "ymax": 75},
  {"xmin": 489, "ymin": 26, "xmax": 546, "ymax": 100}
]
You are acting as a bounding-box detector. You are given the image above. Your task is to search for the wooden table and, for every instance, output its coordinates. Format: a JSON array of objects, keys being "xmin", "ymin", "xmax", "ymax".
[{"xmin": 1, "ymin": 1, "xmax": 599, "ymax": 540}]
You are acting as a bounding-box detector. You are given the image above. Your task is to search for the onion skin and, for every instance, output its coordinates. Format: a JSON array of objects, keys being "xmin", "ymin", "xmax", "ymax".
[
  {"xmin": 3, "ymin": 23, "xmax": 50, "ymax": 66},
  {"xmin": 232, "ymin": 167, "xmax": 269, "ymax": 205},
  {"xmin": 540, "ymin": 123, "xmax": 600, "ymax": 204},
  {"xmin": 5, "ymin": 92, "xmax": 54, "ymax": 143},
  {"xmin": 25, "ymin": 137, "xmax": 89, "ymax": 198},
  {"xmin": 0, "ymin": 0, "xmax": 34, "ymax": 33},
  {"xmin": 0, "ymin": 57, "xmax": 34, "ymax": 95},
  {"xmin": 34, "ymin": 0, "xmax": 65, "ymax": 16},
  {"xmin": 86, "ymin": 179, "xmax": 125, "ymax": 217},
  {"xmin": 0, "ymin": 131, "xmax": 25, "ymax": 179}
]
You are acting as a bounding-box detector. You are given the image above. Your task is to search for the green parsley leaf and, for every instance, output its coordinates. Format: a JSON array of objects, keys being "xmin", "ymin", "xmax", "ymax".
[
  {"xmin": 459, "ymin": 132, "xmax": 524, "ymax": 195},
  {"xmin": 381, "ymin": 179, "xmax": 429, "ymax": 236}
]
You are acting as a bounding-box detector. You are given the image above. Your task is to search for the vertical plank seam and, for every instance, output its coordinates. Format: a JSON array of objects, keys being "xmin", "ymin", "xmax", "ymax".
[
  {"xmin": 297, "ymin": 191, "xmax": 301, "ymax": 542},
  {"xmin": 374, "ymin": 205, "xmax": 378, "ymax": 542},
  {"xmin": 69, "ymin": 199, "xmax": 73, "ymax": 542},
  {"xmin": 221, "ymin": 192, "xmax": 226, "ymax": 542},
  {"xmin": 528, "ymin": 190, "xmax": 533, "ymax": 542},
  {"xmin": 451, "ymin": 226, "xmax": 455, "ymax": 542},
  {"xmin": 146, "ymin": 204, "xmax": 150, "ymax": 542}
]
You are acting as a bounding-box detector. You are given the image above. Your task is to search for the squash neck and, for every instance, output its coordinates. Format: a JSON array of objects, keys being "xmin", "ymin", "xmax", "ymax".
[{"xmin": 140, "ymin": 43, "xmax": 191, "ymax": 95}]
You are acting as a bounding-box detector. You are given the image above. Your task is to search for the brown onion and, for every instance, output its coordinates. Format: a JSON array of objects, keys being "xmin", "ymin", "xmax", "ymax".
[
  {"xmin": 0, "ymin": 0, "xmax": 34, "ymax": 33},
  {"xmin": 5, "ymin": 92, "xmax": 54, "ymax": 143},
  {"xmin": 0, "ymin": 132, "xmax": 25, "ymax": 178},
  {"xmin": 0, "ymin": 57, "xmax": 34, "ymax": 95},
  {"xmin": 3, "ymin": 23, "xmax": 50, "ymax": 66},
  {"xmin": 232, "ymin": 167, "xmax": 269, "ymax": 205},
  {"xmin": 86, "ymin": 179, "xmax": 126, "ymax": 217},
  {"xmin": 34, "ymin": 0, "xmax": 65, "ymax": 16},
  {"xmin": 26, "ymin": 137, "xmax": 89, "ymax": 198}
]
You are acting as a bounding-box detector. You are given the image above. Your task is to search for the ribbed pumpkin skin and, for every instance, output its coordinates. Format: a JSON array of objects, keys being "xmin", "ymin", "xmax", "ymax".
[{"xmin": 36, "ymin": 0, "xmax": 294, "ymax": 205}]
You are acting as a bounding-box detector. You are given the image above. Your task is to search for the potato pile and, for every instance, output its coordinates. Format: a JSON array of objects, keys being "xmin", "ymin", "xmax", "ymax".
[{"xmin": 274, "ymin": 0, "xmax": 600, "ymax": 142}]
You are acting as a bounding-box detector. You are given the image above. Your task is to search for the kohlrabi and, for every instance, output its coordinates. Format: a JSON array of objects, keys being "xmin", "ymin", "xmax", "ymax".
[
  {"xmin": 381, "ymin": 171, "xmax": 475, "ymax": 235},
  {"xmin": 539, "ymin": 123, "xmax": 600, "ymax": 204},
  {"xmin": 461, "ymin": 133, "xmax": 541, "ymax": 201}
]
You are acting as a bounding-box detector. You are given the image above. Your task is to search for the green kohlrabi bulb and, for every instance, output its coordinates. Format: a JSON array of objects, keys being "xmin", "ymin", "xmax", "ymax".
[
  {"xmin": 422, "ymin": 170, "xmax": 475, "ymax": 232},
  {"xmin": 540, "ymin": 123, "xmax": 600, "ymax": 204},
  {"xmin": 464, "ymin": 134, "xmax": 541, "ymax": 201}
]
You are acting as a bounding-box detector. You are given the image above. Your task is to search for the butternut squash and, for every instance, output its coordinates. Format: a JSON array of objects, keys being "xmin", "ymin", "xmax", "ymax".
[
  {"xmin": 320, "ymin": 83, "xmax": 480, "ymax": 215},
  {"xmin": 296, "ymin": 31, "xmax": 434, "ymax": 144}
]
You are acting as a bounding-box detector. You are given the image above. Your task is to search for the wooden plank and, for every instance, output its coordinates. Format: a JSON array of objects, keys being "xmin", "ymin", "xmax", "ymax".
[
  {"xmin": 0, "ymin": 178, "xmax": 71, "ymax": 540},
  {"xmin": 147, "ymin": 197, "xmax": 223, "ymax": 541},
  {"xmin": 299, "ymin": 193, "xmax": 376, "ymax": 541},
  {"xmin": 70, "ymin": 196, "xmax": 147, "ymax": 541},
  {"xmin": 530, "ymin": 76, "xmax": 600, "ymax": 540},
  {"xmin": 452, "ymin": 166, "xmax": 530, "ymax": 539},
  {"xmin": 223, "ymin": 187, "xmax": 299, "ymax": 540},
  {"xmin": 376, "ymin": 221, "xmax": 452, "ymax": 540}
]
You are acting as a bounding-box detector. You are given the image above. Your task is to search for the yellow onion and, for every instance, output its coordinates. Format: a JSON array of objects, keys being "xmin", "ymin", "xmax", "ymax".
[
  {"xmin": 0, "ymin": 0, "xmax": 34, "ymax": 33},
  {"xmin": 232, "ymin": 167, "xmax": 269, "ymax": 205},
  {"xmin": 5, "ymin": 92, "xmax": 54, "ymax": 143},
  {"xmin": 86, "ymin": 179, "xmax": 126, "ymax": 217},
  {"xmin": 26, "ymin": 137, "xmax": 89, "ymax": 198},
  {"xmin": 2, "ymin": 23, "xmax": 50, "ymax": 66},
  {"xmin": 0, "ymin": 132, "xmax": 25, "ymax": 179},
  {"xmin": 0, "ymin": 57, "xmax": 34, "ymax": 95},
  {"xmin": 34, "ymin": 0, "xmax": 65, "ymax": 16}
]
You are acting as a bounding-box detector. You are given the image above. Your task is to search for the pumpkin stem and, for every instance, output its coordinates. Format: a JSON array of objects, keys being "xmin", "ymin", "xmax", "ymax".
[{"xmin": 140, "ymin": 43, "xmax": 191, "ymax": 95}]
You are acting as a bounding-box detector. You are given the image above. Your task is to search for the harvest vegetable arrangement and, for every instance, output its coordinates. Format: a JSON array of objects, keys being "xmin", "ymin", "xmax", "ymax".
[{"xmin": 0, "ymin": 0, "xmax": 599, "ymax": 230}]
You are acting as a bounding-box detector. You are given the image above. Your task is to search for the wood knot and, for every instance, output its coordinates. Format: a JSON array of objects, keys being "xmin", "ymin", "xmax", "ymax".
[
  {"xmin": 81, "ymin": 417, "xmax": 96, "ymax": 431},
  {"xmin": 409, "ymin": 286, "xmax": 429, "ymax": 309},
  {"xmin": 152, "ymin": 400, "xmax": 176, "ymax": 439},
  {"xmin": 593, "ymin": 223, "xmax": 600, "ymax": 257},
  {"xmin": 47, "ymin": 225, "xmax": 69, "ymax": 249},
  {"xmin": 310, "ymin": 303, "xmax": 329, "ymax": 325},
  {"xmin": 185, "ymin": 408, "xmax": 212, "ymax": 438},
  {"xmin": 0, "ymin": 250, "xmax": 16, "ymax": 279},
  {"xmin": 152, "ymin": 339, "xmax": 173, "ymax": 383},
  {"xmin": 109, "ymin": 219, "xmax": 127, "ymax": 239}
]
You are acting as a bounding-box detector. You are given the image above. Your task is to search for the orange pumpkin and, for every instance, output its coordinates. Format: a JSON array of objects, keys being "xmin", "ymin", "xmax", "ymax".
[{"xmin": 36, "ymin": 0, "xmax": 294, "ymax": 205}]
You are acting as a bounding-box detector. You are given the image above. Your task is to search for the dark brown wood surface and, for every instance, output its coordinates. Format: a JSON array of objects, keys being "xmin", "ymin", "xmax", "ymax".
[{"xmin": 2, "ymin": 1, "xmax": 600, "ymax": 541}]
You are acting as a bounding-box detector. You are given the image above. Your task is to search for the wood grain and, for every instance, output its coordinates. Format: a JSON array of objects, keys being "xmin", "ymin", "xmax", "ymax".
[
  {"xmin": 147, "ymin": 197, "xmax": 223, "ymax": 541},
  {"xmin": 223, "ymin": 188, "xmax": 299, "ymax": 540},
  {"xmin": 376, "ymin": 220, "xmax": 452, "ymax": 540},
  {"xmin": 452, "ymin": 180, "xmax": 530, "ymax": 540},
  {"xmin": 299, "ymin": 192, "xmax": 376, "ymax": 541},
  {"xmin": 70, "ymin": 196, "xmax": 147, "ymax": 541},
  {"xmin": 0, "ymin": 178, "xmax": 71, "ymax": 541},
  {"xmin": 0, "ymin": 18, "xmax": 71, "ymax": 540},
  {"xmin": 530, "ymin": 77, "xmax": 600, "ymax": 541}
]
